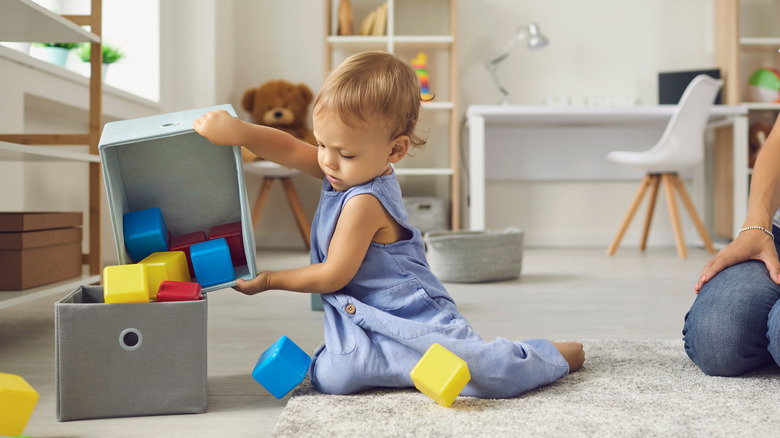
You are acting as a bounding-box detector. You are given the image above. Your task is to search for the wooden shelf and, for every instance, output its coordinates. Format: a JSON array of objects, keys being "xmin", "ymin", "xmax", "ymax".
[
  {"xmin": 0, "ymin": 0, "xmax": 99, "ymax": 43},
  {"xmin": 1, "ymin": 0, "xmax": 103, "ymax": 275},
  {"xmin": 393, "ymin": 35, "xmax": 453, "ymax": 49},
  {"xmin": 0, "ymin": 269, "xmax": 100, "ymax": 311},
  {"xmin": 742, "ymin": 102, "xmax": 780, "ymax": 111},
  {"xmin": 0, "ymin": 141, "xmax": 99, "ymax": 162},
  {"xmin": 324, "ymin": 0, "xmax": 460, "ymax": 229},
  {"xmin": 421, "ymin": 101, "xmax": 455, "ymax": 110},
  {"xmin": 739, "ymin": 37, "xmax": 780, "ymax": 49}
]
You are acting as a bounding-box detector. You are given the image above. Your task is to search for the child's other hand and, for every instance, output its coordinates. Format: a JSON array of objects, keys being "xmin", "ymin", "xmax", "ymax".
[
  {"xmin": 193, "ymin": 110, "xmax": 242, "ymax": 146},
  {"xmin": 551, "ymin": 341, "xmax": 585, "ymax": 373},
  {"xmin": 233, "ymin": 271, "xmax": 272, "ymax": 295}
]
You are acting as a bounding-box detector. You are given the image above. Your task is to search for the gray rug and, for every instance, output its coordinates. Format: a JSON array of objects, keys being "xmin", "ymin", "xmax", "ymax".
[{"xmin": 272, "ymin": 339, "xmax": 780, "ymax": 437}]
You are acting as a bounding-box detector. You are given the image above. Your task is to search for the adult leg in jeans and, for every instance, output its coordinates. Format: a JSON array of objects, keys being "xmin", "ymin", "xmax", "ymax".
[
  {"xmin": 766, "ymin": 302, "xmax": 780, "ymax": 367},
  {"xmin": 683, "ymin": 243, "xmax": 780, "ymax": 376}
]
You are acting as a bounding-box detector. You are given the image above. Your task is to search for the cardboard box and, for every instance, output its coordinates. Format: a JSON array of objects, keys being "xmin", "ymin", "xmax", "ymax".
[
  {"xmin": 0, "ymin": 212, "xmax": 83, "ymax": 290},
  {"xmin": 99, "ymin": 105, "xmax": 257, "ymax": 292},
  {"xmin": 55, "ymin": 285, "xmax": 208, "ymax": 421}
]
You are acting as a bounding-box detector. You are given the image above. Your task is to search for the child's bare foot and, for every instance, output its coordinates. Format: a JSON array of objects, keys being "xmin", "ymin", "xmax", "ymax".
[{"xmin": 551, "ymin": 341, "xmax": 585, "ymax": 373}]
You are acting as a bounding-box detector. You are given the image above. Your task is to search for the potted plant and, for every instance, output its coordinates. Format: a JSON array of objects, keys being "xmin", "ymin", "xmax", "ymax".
[
  {"xmin": 77, "ymin": 43, "xmax": 124, "ymax": 80},
  {"xmin": 31, "ymin": 42, "xmax": 80, "ymax": 67}
]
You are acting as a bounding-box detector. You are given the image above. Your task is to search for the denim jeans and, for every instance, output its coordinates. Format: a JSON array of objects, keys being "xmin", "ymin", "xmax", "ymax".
[{"xmin": 683, "ymin": 227, "xmax": 780, "ymax": 376}]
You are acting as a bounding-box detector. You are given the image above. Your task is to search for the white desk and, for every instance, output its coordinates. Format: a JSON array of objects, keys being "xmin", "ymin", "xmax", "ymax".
[{"xmin": 466, "ymin": 105, "xmax": 749, "ymax": 237}]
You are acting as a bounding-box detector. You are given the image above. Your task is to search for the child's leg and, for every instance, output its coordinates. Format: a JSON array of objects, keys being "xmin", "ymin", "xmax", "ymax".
[
  {"xmin": 432, "ymin": 336, "xmax": 569, "ymax": 399},
  {"xmin": 683, "ymin": 260, "xmax": 780, "ymax": 376}
]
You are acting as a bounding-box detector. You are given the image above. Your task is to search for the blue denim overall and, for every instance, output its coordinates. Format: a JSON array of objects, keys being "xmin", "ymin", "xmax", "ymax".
[{"xmin": 308, "ymin": 171, "xmax": 569, "ymax": 398}]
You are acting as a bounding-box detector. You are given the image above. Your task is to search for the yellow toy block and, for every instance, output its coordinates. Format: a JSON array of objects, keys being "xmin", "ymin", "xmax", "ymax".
[
  {"xmin": 139, "ymin": 251, "xmax": 190, "ymax": 300},
  {"xmin": 409, "ymin": 343, "xmax": 470, "ymax": 407},
  {"xmin": 103, "ymin": 264, "xmax": 150, "ymax": 304},
  {"xmin": 0, "ymin": 372, "xmax": 39, "ymax": 436}
]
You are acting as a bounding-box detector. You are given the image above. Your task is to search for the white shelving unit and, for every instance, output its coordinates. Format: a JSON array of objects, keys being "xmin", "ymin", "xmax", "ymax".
[
  {"xmin": 323, "ymin": 0, "xmax": 461, "ymax": 229},
  {"xmin": 0, "ymin": 0, "xmax": 103, "ymax": 305}
]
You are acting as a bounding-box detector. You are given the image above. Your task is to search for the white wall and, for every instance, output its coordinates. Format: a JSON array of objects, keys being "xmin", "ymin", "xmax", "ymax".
[{"xmin": 460, "ymin": 0, "xmax": 714, "ymax": 107}]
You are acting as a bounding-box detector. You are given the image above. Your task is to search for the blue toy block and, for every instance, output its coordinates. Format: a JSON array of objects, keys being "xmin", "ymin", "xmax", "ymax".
[
  {"xmin": 252, "ymin": 336, "xmax": 311, "ymax": 399},
  {"xmin": 123, "ymin": 207, "xmax": 169, "ymax": 262},
  {"xmin": 190, "ymin": 237, "xmax": 234, "ymax": 287}
]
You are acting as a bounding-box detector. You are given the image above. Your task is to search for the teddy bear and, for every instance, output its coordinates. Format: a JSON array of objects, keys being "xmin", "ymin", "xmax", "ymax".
[{"xmin": 241, "ymin": 79, "xmax": 317, "ymax": 161}]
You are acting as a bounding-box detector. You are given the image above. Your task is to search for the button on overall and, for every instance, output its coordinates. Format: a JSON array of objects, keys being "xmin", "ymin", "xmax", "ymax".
[{"xmin": 345, "ymin": 304, "xmax": 356, "ymax": 314}]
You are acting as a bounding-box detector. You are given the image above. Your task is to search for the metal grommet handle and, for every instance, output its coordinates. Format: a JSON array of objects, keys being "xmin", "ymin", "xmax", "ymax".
[{"xmin": 119, "ymin": 328, "xmax": 143, "ymax": 351}]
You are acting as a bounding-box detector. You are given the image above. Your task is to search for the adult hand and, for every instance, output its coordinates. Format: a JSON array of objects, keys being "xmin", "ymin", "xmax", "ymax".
[
  {"xmin": 233, "ymin": 271, "xmax": 272, "ymax": 295},
  {"xmin": 695, "ymin": 230, "xmax": 780, "ymax": 292}
]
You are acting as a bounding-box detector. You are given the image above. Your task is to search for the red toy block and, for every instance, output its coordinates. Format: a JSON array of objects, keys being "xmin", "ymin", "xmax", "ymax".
[
  {"xmin": 208, "ymin": 222, "xmax": 246, "ymax": 266},
  {"xmin": 169, "ymin": 231, "xmax": 207, "ymax": 278},
  {"xmin": 155, "ymin": 280, "xmax": 203, "ymax": 302}
]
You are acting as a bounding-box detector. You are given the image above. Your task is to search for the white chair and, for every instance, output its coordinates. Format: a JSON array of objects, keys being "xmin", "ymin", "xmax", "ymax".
[
  {"xmin": 243, "ymin": 161, "xmax": 311, "ymax": 250},
  {"xmin": 606, "ymin": 74, "xmax": 722, "ymax": 258}
]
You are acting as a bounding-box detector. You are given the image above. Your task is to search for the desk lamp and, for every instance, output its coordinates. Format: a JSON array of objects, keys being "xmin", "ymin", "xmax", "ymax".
[{"xmin": 485, "ymin": 22, "xmax": 548, "ymax": 105}]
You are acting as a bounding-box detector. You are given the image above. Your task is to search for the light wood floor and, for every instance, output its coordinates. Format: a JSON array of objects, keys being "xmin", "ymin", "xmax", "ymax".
[{"xmin": 2, "ymin": 247, "xmax": 712, "ymax": 437}]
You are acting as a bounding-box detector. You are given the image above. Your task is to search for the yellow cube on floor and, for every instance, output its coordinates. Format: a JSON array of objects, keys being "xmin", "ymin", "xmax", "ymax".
[
  {"xmin": 0, "ymin": 372, "xmax": 39, "ymax": 436},
  {"xmin": 103, "ymin": 264, "xmax": 150, "ymax": 303},
  {"xmin": 409, "ymin": 343, "xmax": 470, "ymax": 407},
  {"xmin": 139, "ymin": 251, "xmax": 190, "ymax": 300}
]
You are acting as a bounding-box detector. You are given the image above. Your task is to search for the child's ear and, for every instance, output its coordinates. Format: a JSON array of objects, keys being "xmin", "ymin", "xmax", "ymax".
[{"xmin": 388, "ymin": 135, "xmax": 410, "ymax": 163}]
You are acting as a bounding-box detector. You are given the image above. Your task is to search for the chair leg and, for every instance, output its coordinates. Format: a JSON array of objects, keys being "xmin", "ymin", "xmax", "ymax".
[
  {"xmin": 639, "ymin": 174, "xmax": 661, "ymax": 251},
  {"xmin": 662, "ymin": 173, "xmax": 687, "ymax": 258},
  {"xmin": 672, "ymin": 174, "xmax": 717, "ymax": 254},
  {"xmin": 607, "ymin": 174, "xmax": 653, "ymax": 256},
  {"xmin": 280, "ymin": 177, "xmax": 312, "ymax": 251},
  {"xmin": 251, "ymin": 177, "xmax": 275, "ymax": 227}
]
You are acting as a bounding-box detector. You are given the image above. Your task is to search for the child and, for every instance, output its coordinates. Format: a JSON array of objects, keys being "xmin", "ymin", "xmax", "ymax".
[{"xmin": 193, "ymin": 51, "xmax": 584, "ymax": 398}]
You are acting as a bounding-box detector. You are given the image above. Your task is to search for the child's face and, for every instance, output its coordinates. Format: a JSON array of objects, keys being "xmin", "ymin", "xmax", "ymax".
[{"xmin": 313, "ymin": 111, "xmax": 398, "ymax": 192}]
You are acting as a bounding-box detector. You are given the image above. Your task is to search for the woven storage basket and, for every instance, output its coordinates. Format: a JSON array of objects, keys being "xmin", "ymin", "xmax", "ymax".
[{"xmin": 424, "ymin": 228, "xmax": 524, "ymax": 283}]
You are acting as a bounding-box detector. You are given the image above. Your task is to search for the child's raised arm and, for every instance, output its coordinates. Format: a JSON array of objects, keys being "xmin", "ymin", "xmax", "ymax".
[
  {"xmin": 193, "ymin": 109, "xmax": 323, "ymax": 179},
  {"xmin": 233, "ymin": 194, "xmax": 389, "ymax": 295}
]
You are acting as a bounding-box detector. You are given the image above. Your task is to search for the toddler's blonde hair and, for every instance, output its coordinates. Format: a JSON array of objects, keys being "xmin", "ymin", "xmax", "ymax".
[{"xmin": 313, "ymin": 51, "xmax": 426, "ymax": 149}]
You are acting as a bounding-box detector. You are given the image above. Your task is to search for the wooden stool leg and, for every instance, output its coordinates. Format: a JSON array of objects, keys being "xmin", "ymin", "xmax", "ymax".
[
  {"xmin": 662, "ymin": 173, "xmax": 687, "ymax": 258},
  {"xmin": 281, "ymin": 177, "xmax": 312, "ymax": 250},
  {"xmin": 672, "ymin": 174, "xmax": 717, "ymax": 254},
  {"xmin": 607, "ymin": 174, "xmax": 653, "ymax": 256},
  {"xmin": 251, "ymin": 178, "xmax": 275, "ymax": 226},
  {"xmin": 639, "ymin": 174, "xmax": 661, "ymax": 251}
]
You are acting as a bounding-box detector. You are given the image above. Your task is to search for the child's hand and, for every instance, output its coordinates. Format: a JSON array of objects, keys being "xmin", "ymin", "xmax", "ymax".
[
  {"xmin": 233, "ymin": 271, "xmax": 272, "ymax": 295},
  {"xmin": 193, "ymin": 110, "xmax": 242, "ymax": 146},
  {"xmin": 551, "ymin": 341, "xmax": 585, "ymax": 373}
]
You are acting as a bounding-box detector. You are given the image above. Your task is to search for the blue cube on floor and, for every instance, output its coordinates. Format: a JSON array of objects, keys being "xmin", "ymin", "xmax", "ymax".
[
  {"xmin": 252, "ymin": 336, "xmax": 311, "ymax": 399},
  {"xmin": 123, "ymin": 207, "xmax": 169, "ymax": 262},
  {"xmin": 190, "ymin": 237, "xmax": 234, "ymax": 287}
]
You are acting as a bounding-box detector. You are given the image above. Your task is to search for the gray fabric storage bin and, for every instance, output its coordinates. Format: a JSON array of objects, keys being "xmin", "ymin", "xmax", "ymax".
[
  {"xmin": 403, "ymin": 197, "xmax": 448, "ymax": 233},
  {"xmin": 424, "ymin": 227, "xmax": 524, "ymax": 283},
  {"xmin": 99, "ymin": 104, "xmax": 257, "ymax": 293},
  {"xmin": 55, "ymin": 285, "xmax": 207, "ymax": 421}
]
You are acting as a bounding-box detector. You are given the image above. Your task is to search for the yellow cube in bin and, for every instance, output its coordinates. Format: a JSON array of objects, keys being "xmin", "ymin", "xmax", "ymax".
[
  {"xmin": 139, "ymin": 251, "xmax": 190, "ymax": 300},
  {"xmin": 103, "ymin": 264, "xmax": 150, "ymax": 303},
  {"xmin": 410, "ymin": 343, "xmax": 470, "ymax": 407},
  {"xmin": 0, "ymin": 372, "xmax": 39, "ymax": 436}
]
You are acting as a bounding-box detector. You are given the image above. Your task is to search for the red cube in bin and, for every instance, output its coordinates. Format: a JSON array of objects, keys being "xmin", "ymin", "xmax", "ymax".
[
  {"xmin": 156, "ymin": 280, "xmax": 203, "ymax": 302},
  {"xmin": 169, "ymin": 231, "xmax": 207, "ymax": 278},
  {"xmin": 208, "ymin": 222, "xmax": 246, "ymax": 266}
]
